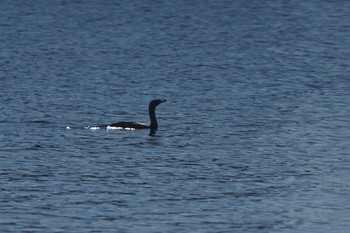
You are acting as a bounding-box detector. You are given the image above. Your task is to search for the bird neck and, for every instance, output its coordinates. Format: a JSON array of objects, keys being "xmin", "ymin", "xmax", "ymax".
[{"xmin": 149, "ymin": 105, "xmax": 158, "ymax": 131}]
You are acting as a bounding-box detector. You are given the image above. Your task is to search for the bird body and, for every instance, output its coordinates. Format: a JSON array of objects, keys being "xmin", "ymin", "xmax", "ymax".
[
  {"xmin": 109, "ymin": 121, "xmax": 149, "ymax": 129},
  {"xmin": 109, "ymin": 99, "xmax": 166, "ymax": 135}
]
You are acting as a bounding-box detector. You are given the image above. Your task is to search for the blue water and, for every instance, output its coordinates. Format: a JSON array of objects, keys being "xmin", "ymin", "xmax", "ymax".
[{"xmin": 1, "ymin": 1, "xmax": 350, "ymax": 232}]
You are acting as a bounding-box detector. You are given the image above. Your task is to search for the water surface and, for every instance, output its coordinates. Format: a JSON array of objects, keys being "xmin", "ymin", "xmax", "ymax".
[{"xmin": 1, "ymin": 1, "xmax": 350, "ymax": 232}]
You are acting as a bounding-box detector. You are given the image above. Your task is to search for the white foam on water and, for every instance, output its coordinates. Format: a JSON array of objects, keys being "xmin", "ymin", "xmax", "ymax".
[
  {"xmin": 84, "ymin": 126, "xmax": 100, "ymax": 131},
  {"xmin": 106, "ymin": 126, "xmax": 135, "ymax": 131},
  {"xmin": 106, "ymin": 126, "xmax": 123, "ymax": 131}
]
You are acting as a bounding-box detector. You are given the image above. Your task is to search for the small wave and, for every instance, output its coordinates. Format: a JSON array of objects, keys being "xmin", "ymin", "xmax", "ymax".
[
  {"xmin": 79, "ymin": 126, "xmax": 136, "ymax": 131},
  {"xmin": 107, "ymin": 126, "xmax": 135, "ymax": 131},
  {"xmin": 84, "ymin": 126, "xmax": 100, "ymax": 131}
]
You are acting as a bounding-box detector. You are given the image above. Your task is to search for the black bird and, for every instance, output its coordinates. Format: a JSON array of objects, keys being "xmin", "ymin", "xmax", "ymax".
[{"xmin": 109, "ymin": 99, "xmax": 166, "ymax": 135}]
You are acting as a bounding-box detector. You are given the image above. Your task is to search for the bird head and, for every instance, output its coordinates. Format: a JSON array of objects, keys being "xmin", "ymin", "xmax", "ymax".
[{"xmin": 149, "ymin": 99, "xmax": 167, "ymax": 108}]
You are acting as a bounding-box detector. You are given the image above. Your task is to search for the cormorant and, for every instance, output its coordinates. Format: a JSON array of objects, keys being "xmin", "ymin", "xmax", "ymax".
[{"xmin": 109, "ymin": 99, "xmax": 166, "ymax": 135}]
